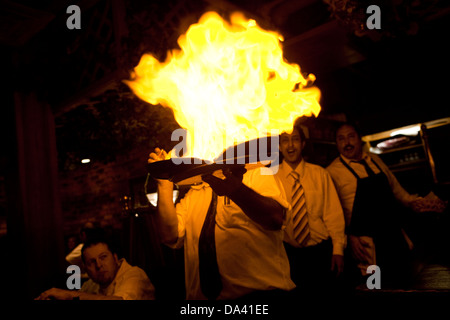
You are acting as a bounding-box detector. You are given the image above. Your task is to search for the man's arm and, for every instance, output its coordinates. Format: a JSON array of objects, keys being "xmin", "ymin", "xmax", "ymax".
[
  {"xmin": 156, "ymin": 179, "xmax": 179, "ymax": 245},
  {"xmin": 149, "ymin": 148, "xmax": 179, "ymax": 246},
  {"xmin": 371, "ymin": 154, "xmax": 419, "ymax": 206},
  {"xmin": 229, "ymin": 183, "xmax": 285, "ymax": 231},
  {"xmin": 35, "ymin": 288, "xmax": 123, "ymax": 300},
  {"xmin": 320, "ymin": 170, "xmax": 346, "ymax": 276},
  {"xmin": 202, "ymin": 168, "xmax": 285, "ymax": 230}
]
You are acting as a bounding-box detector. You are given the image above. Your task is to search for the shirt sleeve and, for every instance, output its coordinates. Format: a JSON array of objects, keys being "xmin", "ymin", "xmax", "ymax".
[
  {"xmin": 169, "ymin": 191, "xmax": 190, "ymax": 249},
  {"xmin": 321, "ymin": 169, "xmax": 346, "ymax": 256},
  {"xmin": 326, "ymin": 159, "xmax": 355, "ymax": 228},
  {"xmin": 113, "ymin": 267, "xmax": 156, "ymax": 300},
  {"xmin": 273, "ymin": 174, "xmax": 291, "ymax": 227},
  {"xmin": 246, "ymin": 167, "xmax": 290, "ymax": 210},
  {"xmin": 80, "ymin": 279, "xmax": 99, "ymax": 294}
]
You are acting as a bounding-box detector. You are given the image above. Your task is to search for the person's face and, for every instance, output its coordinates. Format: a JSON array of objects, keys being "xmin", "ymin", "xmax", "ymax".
[
  {"xmin": 280, "ymin": 128, "xmax": 305, "ymax": 168},
  {"xmin": 336, "ymin": 125, "xmax": 363, "ymax": 160},
  {"xmin": 83, "ymin": 243, "xmax": 119, "ymax": 288}
]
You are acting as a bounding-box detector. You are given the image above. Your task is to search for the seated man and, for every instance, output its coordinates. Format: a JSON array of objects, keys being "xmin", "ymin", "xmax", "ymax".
[{"xmin": 36, "ymin": 236, "xmax": 155, "ymax": 300}]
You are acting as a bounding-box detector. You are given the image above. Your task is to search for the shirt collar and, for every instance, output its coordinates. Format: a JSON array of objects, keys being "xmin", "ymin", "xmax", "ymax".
[
  {"xmin": 100, "ymin": 258, "xmax": 127, "ymax": 292},
  {"xmin": 340, "ymin": 151, "xmax": 370, "ymax": 164},
  {"xmin": 114, "ymin": 258, "xmax": 128, "ymax": 280},
  {"xmin": 280, "ymin": 159, "xmax": 305, "ymax": 179}
]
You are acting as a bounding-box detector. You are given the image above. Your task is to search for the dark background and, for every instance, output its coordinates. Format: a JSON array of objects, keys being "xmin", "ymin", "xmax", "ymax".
[{"xmin": 0, "ymin": 0, "xmax": 449, "ymax": 301}]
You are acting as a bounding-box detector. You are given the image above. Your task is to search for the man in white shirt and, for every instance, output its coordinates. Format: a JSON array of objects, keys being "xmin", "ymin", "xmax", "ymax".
[
  {"xmin": 149, "ymin": 147, "xmax": 295, "ymax": 300},
  {"xmin": 36, "ymin": 237, "xmax": 155, "ymax": 300},
  {"xmin": 276, "ymin": 122, "xmax": 345, "ymax": 295},
  {"xmin": 327, "ymin": 122, "xmax": 421, "ymax": 288}
]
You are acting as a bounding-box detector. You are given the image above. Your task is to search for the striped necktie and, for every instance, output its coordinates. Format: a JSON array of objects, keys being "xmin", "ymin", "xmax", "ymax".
[{"xmin": 290, "ymin": 171, "xmax": 310, "ymax": 247}]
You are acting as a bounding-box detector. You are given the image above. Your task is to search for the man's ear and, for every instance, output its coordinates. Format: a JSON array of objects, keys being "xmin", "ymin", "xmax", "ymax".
[{"xmin": 113, "ymin": 253, "xmax": 119, "ymax": 264}]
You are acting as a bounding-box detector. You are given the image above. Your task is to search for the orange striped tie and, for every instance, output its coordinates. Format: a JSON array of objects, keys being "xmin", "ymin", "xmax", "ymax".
[{"xmin": 290, "ymin": 171, "xmax": 310, "ymax": 247}]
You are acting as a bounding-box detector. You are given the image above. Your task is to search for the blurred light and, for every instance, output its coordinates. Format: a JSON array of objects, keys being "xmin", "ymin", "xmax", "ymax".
[
  {"xmin": 390, "ymin": 126, "xmax": 420, "ymax": 137},
  {"xmin": 81, "ymin": 159, "xmax": 91, "ymax": 164},
  {"xmin": 146, "ymin": 190, "xmax": 179, "ymax": 207}
]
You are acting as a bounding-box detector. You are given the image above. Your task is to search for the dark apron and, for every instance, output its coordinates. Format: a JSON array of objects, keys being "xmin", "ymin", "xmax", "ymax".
[{"xmin": 340, "ymin": 157, "xmax": 411, "ymax": 285}]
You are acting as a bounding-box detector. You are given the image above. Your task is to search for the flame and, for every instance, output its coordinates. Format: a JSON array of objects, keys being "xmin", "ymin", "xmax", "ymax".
[{"xmin": 126, "ymin": 11, "xmax": 321, "ymax": 161}]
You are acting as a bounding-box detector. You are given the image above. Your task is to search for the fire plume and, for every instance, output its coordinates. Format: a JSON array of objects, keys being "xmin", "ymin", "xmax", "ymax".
[{"xmin": 126, "ymin": 11, "xmax": 321, "ymax": 161}]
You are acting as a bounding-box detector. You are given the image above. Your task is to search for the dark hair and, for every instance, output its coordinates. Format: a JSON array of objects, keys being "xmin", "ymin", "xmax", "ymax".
[
  {"xmin": 335, "ymin": 121, "xmax": 362, "ymax": 140},
  {"xmin": 279, "ymin": 120, "xmax": 307, "ymax": 142},
  {"xmin": 278, "ymin": 120, "xmax": 307, "ymax": 163},
  {"xmin": 293, "ymin": 123, "xmax": 307, "ymax": 142},
  {"xmin": 81, "ymin": 231, "xmax": 118, "ymax": 263},
  {"xmin": 293, "ymin": 116, "xmax": 309, "ymax": 142}
]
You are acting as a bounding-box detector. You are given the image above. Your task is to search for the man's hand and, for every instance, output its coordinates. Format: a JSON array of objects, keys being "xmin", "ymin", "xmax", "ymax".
[
  {"xmin": 148, "ymin": 147, "xmax": 168, "ymax": 164},
  {"xmin": 201, "ymin": 166, "xmax": 246, "ymax": 197},
  {"xmin": 35, "ymin": 288, "xmax": 78, "ymax": 300},
  {"xmin": 148, "ymin": 148, "xmax": 173, "ymax": 189},
  {"xmin": 349, "ymin": 235, "xmax": 372, "ymax": 262},
  {"xmin": 331, "ymin": 254, "xmax": 344, "ymax": 277},
  {"xmin": 203, "ymin": 166, "xmax": 284, "ymax": 230},
  {"xmin": 410, "ymin": 197, "xmax": 448, "ymax": 213}
]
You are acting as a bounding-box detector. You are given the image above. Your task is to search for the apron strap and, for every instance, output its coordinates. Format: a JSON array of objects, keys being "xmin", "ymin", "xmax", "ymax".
[
  {"xmin": 339, "ymin": 156, "xmax": 383, "ymax": 179},
  {"xmin": 370, "ymin": 157, "xmax": 383, "ymax": 172},
  {"xmin": 339, "ymin": 156, "xmax": 360, "ymax": 179}
]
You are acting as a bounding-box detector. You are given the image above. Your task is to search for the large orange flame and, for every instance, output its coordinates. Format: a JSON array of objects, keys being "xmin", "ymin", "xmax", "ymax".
[{"xmin": 126, "ymin": 11, "xmax": 321, "ymax": 161}]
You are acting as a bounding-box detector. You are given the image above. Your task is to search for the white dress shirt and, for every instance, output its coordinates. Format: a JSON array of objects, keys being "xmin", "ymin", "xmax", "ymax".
[
  {"xmin": 170, "ymin": 167, "xmax": 295, "ymax": 300},
  {"xmin": 81, "ymin": 259, "xmax": 155, "ymax": 300},
  {"xmin": 275, "ymin": 159, "xmax": 346, "ymax": 256}
]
